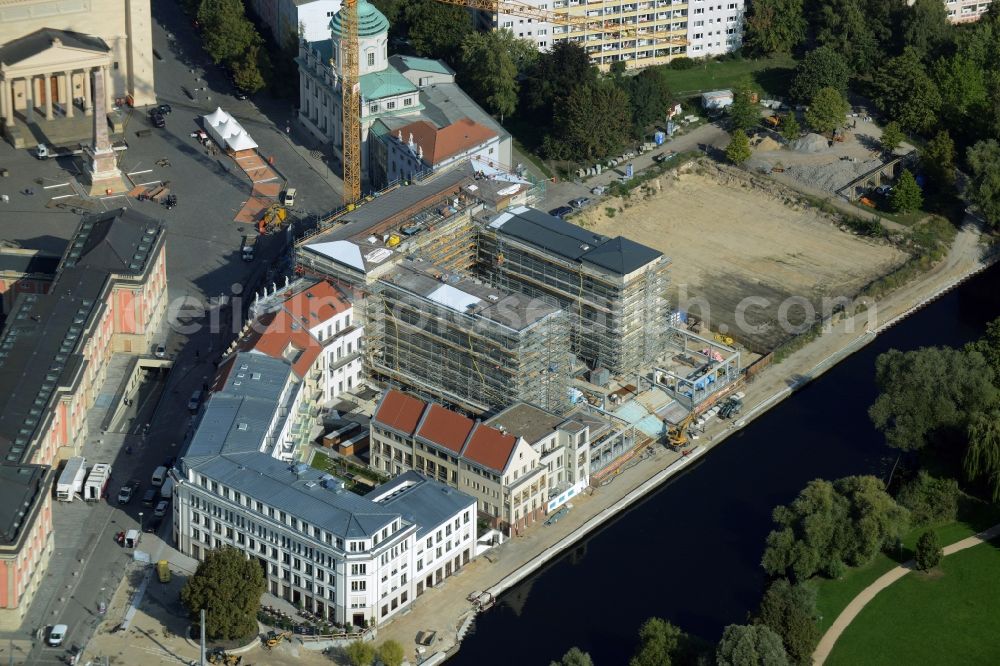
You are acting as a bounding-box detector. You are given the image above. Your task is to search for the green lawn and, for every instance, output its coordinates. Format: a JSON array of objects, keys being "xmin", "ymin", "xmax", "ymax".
[
  {"xmin": 661, "ymin": 55, "xmax": 797, "ymax": 97},
  {"xmin": 826, "ymin": 539, "xmax": 1000, "ymax": 666},
  {"xmin": 812, "ymin": 495, "xmax": 1000, "ymax": 634}
]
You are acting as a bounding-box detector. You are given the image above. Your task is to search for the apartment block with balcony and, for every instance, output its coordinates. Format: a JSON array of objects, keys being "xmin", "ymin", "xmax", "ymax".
[
  {"xmin": 370, "ymin": 389, "xmax": 550, "ymax": 534},
  {"xmin": 686, "ymin": 0, "xmax": 744, "ymax": 57},
  {"xmin": 944, "ymin": 0, "xmax": 993, "ymax": 22}
]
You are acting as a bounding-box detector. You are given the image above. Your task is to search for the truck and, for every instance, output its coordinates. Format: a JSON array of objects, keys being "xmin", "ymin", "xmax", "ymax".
[
  {"xmin": 56, "ymin": 457, "xmax": 87, "ymax": 502},
  {"xmin": 241, "ymin": 233, "xmax": 257, "ymax": 261},
  {"xmin": 83, "ymin": 463, "xmax": 112, "ymax": 501},
  {"xmin": 159, "ymin": 476, "xmax": 175, "ymax": 500}
]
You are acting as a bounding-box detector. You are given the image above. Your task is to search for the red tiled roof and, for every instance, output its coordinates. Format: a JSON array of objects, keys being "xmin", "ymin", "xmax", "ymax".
[
  {"xmin": 281, "ymin": 280, "xmax": 351, "ymax": 330},
  {"xmin": 462, "ymin": 422, "xmax": 519, "ymax": 472},
  {"xmin": 397, "ymin": 117, "xmax": 497, "ymax": 166},
  {"xmin": 374, "ymin": 389, "xmax": 427, "ymax": 436},
  {"xmin": 416, "ymin": 403, "xmax": 475, "ymax": 454},
  {"xmin": 237, "ymin": 310, "xmax": 322, "ymax": 379}
]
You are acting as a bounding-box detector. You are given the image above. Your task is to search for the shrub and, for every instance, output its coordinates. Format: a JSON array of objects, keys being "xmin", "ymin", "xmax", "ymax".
[
  {"xmin": 896, "ymin": 471, "xmax": 960, "ymax": 526},
  {"xmin": 668, "ymin": 57, "xmax": 696, "ymax": 70},
  {"xmin": 915, "ymin": 530, "xmax": 942, "ymax": 571}
]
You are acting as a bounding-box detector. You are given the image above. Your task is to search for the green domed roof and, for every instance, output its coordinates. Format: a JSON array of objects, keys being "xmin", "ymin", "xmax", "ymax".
[{"xmin": 330, "ymin": 0, "xmax": 390, "ymax": 39}]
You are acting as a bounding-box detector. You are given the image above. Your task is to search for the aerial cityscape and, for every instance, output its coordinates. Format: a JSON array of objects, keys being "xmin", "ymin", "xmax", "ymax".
[{"xmin": 0, "ymin": 0, "xmax": 999, "ymax": 664}]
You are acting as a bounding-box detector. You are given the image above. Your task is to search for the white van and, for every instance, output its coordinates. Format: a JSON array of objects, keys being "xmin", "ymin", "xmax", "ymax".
[
  {"xmin": 151, "ymin": 465, "xmax": 168, "ymax": 487},
  {"xmin": 282, "ymin": 187, "xmax": 296, "ymax": 207}
]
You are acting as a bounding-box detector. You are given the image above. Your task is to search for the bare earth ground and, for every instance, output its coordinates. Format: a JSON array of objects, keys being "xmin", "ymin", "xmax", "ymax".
[{"xmin": 575, "ymin": 166, "xmax": 908, "ymax": 352}]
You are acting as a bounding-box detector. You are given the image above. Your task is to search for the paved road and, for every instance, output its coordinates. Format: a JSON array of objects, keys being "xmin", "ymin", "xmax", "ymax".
[
  {"xmin": 813, "ymin": 523, "xmax": 1000, "ymax": 665},
  {"xmin": 538, "ymin": 122, "xmax": 730, "ymax": 211}
]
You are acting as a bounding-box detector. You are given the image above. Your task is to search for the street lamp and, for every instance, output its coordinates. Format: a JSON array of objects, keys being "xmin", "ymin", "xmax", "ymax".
[{"xmin": 138, "ymin": 512, "xmax": 144, "ymax": 533}]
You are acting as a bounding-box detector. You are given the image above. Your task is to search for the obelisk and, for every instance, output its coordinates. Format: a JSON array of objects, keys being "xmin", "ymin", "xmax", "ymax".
[{"xmin": 81, "ymin": 68, "xmax": 127, "ymax": 195}]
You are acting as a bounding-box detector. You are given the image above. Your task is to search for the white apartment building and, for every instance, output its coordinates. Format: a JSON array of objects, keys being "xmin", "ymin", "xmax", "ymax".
[
  {"xmin": 686, "ymin": 0, "xmax": 744, "ymax": 57},
  {"xmin": 370, "ymin": 390, "xmax": 550, "ymax": 534},
  {"xmin": 943, "ymin": 0, "xmax": 993, "ymax": 22},
  {"xmin": 175, "ymin": 355, "xmax": 475, "ymax": 627},
  {"xmin": 245, "ymin": 277, "xmax": 364, "ymax": 404},
  {"xmin": 245, "ymin": 0, "xmax": 343, "ymax": 44}
]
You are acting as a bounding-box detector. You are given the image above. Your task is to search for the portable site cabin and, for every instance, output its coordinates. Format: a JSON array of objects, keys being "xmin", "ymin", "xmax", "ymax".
[
  {"xmin": 84, "ymin": 463, "xmax": 112, "ymax": 501},
  {"xmin": 701, "ymin": 90, "xmax": 734, "ymax": 110},
  {"xmin": 56, "ymin": 457, "xmax": 87, "ymax": 501}
]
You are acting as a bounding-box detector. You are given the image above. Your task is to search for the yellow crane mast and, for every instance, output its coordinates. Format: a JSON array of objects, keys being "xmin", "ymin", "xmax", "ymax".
[
  {"xmin": 341, "ymin": 0, "xmax": 362, "ymax": 206},
  {"xmin": 434, "ymin": 0, "xmax": 688, "ymax": 48}
]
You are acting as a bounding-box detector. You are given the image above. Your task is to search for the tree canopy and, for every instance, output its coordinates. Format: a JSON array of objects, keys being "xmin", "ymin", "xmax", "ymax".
[
  {"xmin": 729, "ymin": 84, "xmax": 761, "ymax": 133},
  {"xmin": 629, "ymin": 618, "xmax": 687, "ymax": 666},
  {"xmin": 789, "ymin": 46, "xmax": 850, "ymax": 103},
  {"xmin": 345, "ymin": 640, "xmax": 376, "ymax": 666},
  {"xmin": 523, "ymin": 41, "xmax": 596, "ymax": 116},
  {"xmin": 550, "ymin": 647, "xmax": 595, "ymax": 666},
  {"xmin": 726, "ymin": 130, "xmax": 752, "ymax": 165},
  {"xmin": 377, "ymin": 640, "xmax": 405, "ymax": 666},
  {"xmin": 921, "ymin": 130, "xmax": 957, "ymax": 191},
  {"xmin": 872, "ymin": 48, "xmax": 942, "ymax": 133},
  {"xmin": 179, "ymin": 547, "xmax": 265, "ymax": 641},
  {"xmin": 627, "ymin": 69, "xmax": 673, "ymax": 136},
  {"xmin": 459, "ymin": 30, "xmax": 526, "ymax": 121},
  {"xmin": 891, "ymin": 169, "xmax": 923, "ymax": 212},
  {"xmin": 879, "ymin": 121, "xmax": 904, "ymax": 155},
  {"xmin": 716, "ymin": 624, "xmax": 789, "ymax": 666},
  {"xmin": 756, "ymin": 579, "xmax": 820, "ymax": 666},
  {"xmin": 745, "ymin": 0, "xmax": 806, "ymax": 55},
  {"xmin": 899, "ymin": 0, "xmax": 950, "ymax": 62},
  {"xmin": 804, "ymin": 87, "xmax": 849, "ymax": 134},
  {"xmin": 966, "ymin": 139, "xmax": 1000, "ymax": 227},
  {"xmin": 914, "ymin": 530, "xmax": 943, "ymax": 570},
  {"xmin": 405, "ymin": 0, "xmax": 472, "ymax": 60},
  {"xmin": 544, "ymin": 79, "xmax": 630, "ymax": 161},
  {"xmin": 762, "ymin": 476, "xmax": 908, "ymax": 581}
]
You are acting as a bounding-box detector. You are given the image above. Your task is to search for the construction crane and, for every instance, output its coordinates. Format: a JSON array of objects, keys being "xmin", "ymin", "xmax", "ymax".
[
  {"xmin": 666, "ymin": 410, "xmax": 697, "ymax": 449},
  {"xmin": 341, "ymin": 0, "xmax": 362, "ymax": 206},
  {"xmin": 434, "ymin": 0, "xmax": 688, "ymax": 51}
]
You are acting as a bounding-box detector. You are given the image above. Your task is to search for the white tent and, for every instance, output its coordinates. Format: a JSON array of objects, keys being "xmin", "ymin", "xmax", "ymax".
[{"xmin": 202, "ymin": 107, "xmax": 258, "ymax": 152}]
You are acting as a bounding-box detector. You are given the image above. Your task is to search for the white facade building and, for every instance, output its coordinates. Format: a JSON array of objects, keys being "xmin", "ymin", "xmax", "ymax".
[
  {"xmin": 943, "ymin": 0, "xmax": 993, "ymax": 22},
  {"xmin": 246, "ymin": 0, "xmax": 343, "ymax": 45},
  {"xmin": 686, "ymin": 0, "xmax": 745, "ymax": 57},
  {"xmin": 174, "ymin": 354, "xmax": 475, "ymax": 626}
]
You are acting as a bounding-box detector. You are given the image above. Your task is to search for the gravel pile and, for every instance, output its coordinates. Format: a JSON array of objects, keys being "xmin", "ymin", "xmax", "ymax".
[
  {"xmin": 784, "ymin": 157, "xmax": 884, "ymax": 192},
  {"xmin": 790, "ymin": 133, "xmax": 829, "ymax": 153}
]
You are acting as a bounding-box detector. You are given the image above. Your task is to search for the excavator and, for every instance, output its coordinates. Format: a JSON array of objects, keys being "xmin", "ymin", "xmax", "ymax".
[
  {"xmin": 257, "ymin": 203, "xmax": 287, "ymax": 235},
  {"xmin": 666, "ymin": 411, "xmax": 697, "ymax": 449},
  {"xmin": 264, "ymin": 630, "xmax": 292, "ymax": 650}
]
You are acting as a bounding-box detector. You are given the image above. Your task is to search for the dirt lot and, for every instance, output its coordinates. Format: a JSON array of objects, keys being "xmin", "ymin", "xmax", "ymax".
[{"xmin": 575, "ymin": 165, "xmax": 908, "ymax": 352}]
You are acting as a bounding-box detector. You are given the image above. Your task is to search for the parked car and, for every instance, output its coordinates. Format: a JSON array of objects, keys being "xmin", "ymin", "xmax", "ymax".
[
  {"xmin": 154, "ymin": 500, "xmax": 169, "ymax": 518},
  {"xmin": 154, "ymin": 344, "xmax": 166, "ymax": 358},
  {"xmin": 281, "ymin": 188, "xmax": 296, "ymax": 207},
  {"xmin": 549, "ymin": 206, "xmax": 573, "ymax": 219},
  {"xmin": 875, "ymin": 184, "xmax": 893, "ymax": 196},
  {"xmin": 35, "ymin": 143, "xmax": 49, "ymax": 160},
  {"xmin": 149, "ymin": 112, "xmax": 166, "ymax": 129},
  {"xmin": 156, "ymin": 103, "xmax": 172, "ymax": 115},
  {"xmin": 233, "ymin": 88, "xmax": 249, "ymax": 100},
  {"xmin": 653, "ymin": 151, "xmax": 676, "ymax": 163},
  {"xmin": 187, "ymin": 390, "xmax": 203, "ymax": 412},
  {"xmin": 117, "ymin": 481, "xmax": 139, "ymax": 504},
  {"xmin": 568, "ymin": 197, "xmax": 591, "ymax": 209},
  {"xmin": 141, "ymin": 488, "xmax": 157, "ymax": 506},
  {"xmin": 162, "ymin": 456, "xmax": 176, "ymax": 469},
  {"xmin": 47, "ymin": 624, "xmax": 68, "ymax": 647},
  {"xmin": 144, "ymin": 517, "xmax": 163, "ymax": 533},
  {"xmin": 590, "ymin": 185, "xmax": 606, "ymax": 196}
]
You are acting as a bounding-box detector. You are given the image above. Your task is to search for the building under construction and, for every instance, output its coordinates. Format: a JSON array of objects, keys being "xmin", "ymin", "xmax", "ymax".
[
  {"xmin": 370, "ymin": 257, "xmax": 571, "ymax": 414},
  {"xmin": 476, "ymin": 206, "xmax": 670, "ymax": 376}
]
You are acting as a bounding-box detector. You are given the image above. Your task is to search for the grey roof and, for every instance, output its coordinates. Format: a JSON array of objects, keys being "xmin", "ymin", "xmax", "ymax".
[
  {"xmin": 0, "ymin": 209, "xmax": 163, "ymax": 463},
  {"xmin": 487, "ymin": 207, "xmax": 663, "ymax": 276},
  {"xmin": 486, "ymin": 403, "xmax": 564, "ymax": 446},
  {"xmin": 0, "ymin": 465, "xmax": 46, "ymax": 545},
  {"xmin": 380, "ymin": 258, "xmax": 561, "ymax": 333},
  {"xmin": 0, "ymin": 251, "xmax": 59, "ymax": 277},
  {"xmin": 0, "ymin": 28, "xmax": 109, "ymax": 66},
  {"xmin": 389, "ymin": 55, "xmax": 455, "ymax": 77},
  {"xmin": 419, "ymin": 82, "xmax": 510, "ymax": 143},
  {"xmin": 367, "ymin": 471, "xmax": 475, "ymax": 538}
]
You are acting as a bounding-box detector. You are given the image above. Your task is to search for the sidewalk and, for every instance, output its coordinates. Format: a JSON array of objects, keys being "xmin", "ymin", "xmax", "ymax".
[{"xmin": 813, "ymin": 523, "xmax": 1000, "ymax": 665}]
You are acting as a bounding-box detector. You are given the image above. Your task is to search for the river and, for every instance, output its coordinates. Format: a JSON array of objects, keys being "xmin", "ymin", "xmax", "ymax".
[{"xmin": 447, "ymin": 263, "xmax": 1000, "ymax": 666}]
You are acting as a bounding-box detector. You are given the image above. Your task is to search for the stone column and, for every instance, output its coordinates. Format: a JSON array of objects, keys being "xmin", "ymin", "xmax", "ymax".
[
  {"xmin": 1, "ymin": 78, "xmax": 12, "ymax": 127},
  {"xmin": 102, "ymin": 66, "xmax": 112, "ymax": 111},
  {"xmin": 25, "ymin": 75, "xmax": 34, "ymax": 123},
  {"xmin": 83, "ymin": 68, "xmax": 93, "ymax": 116},
  {"xmin": 44, "ymin": 74, "xmax": 53, "ymax": 120},
  {"xmin": 63, "ymin": 71, "xmax": 74, "ymax": 118}
]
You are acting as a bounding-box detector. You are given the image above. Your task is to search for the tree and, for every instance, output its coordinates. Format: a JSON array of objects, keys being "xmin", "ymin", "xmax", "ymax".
[
  {"xmin": 231, "ymin": 42, "xmax": 268, "ymax": 94},
  {"xmin": 897, "ymin": 471, "xmax": 960, "ymax": 526},
  {"xmin": 872, "ymin": 48, "xmax": 942, "ymax": 134},
  {"xmin": 900, "ymin": 0, "xmax": 950, "ymax": 62},
  {"xmin": 524, "ymin": 41, "xmax": 596, "ymax": 116},
  {"xmin": 717, "ymin": 624, "xmax": 789, "ymax": 666},
  {"xmin": 879, "ymin": 121, "xmax": 904, "ymax": 155},
  {"xmin": 377, "ymin": 639, "xmax": 405, "ymax": 666},
  {"xmin": 744, "ymin": 0, "xmax": 806, "ymax": 55},
  {"xmin": 459, "ymin": 30, "xmax": 524, "ymax": 121},
  {"xmin": 869, "ymin": 347, "xmax": 997, "ymax": 450},
  {"xmin": 628, "ymin": 69, "xmax": 673, "ymax": 138},
  {"xmin": 630, "ymin": 618, "xmax": 686, "ymax": 666},
  {"xmin": 197, "ymin": 0, "xmax": 259, "ymax": 65},
  {"xmin": 405, "ymin": 0, "xmax": 472, "ymax": 60},
  {"xmin": 550, "ymin": 647, "xmax": 594, "ymax": 666},
  {"xmin": 966, "ymin": 139, "xmax": 1000, "ymax": 227},
  {"xmin": 756, "ymin": 579, "xmax": 820, "ymax": 666},
  {"xmin": 729, "ymin": 84, "xmax": 760, "ymax": 133},
  {"xmin": 789, "ymin": 46, "xmax": 851, "ymax": 104},
  {"xmin": 804, "ymin": 87, "xmax": 849, "ymax": 134},
  {"xmin": 811, "ymin": 0, "xmax": 881, "ymax": 72},
  {"xmin": 545, "ymin": 79, "xmax": 630, "ymax": 161},
  {"xmin": 179, "ymin": 547, "xmax": 265, "ymax": 641},
  {"xmin": 726, "ymin": 130, "xmax": 752, "ymax": 165},
  {"xmin": 914, "ymin": 530, "xmax": 943, "ymax": 570},
  {"xmin": 891, "ymin": 169, "xmax": 924, "ymax": 212},
  {"xmin": 345, "ymin": 640, "xmax": 376, "ymax": 666},
  {"xmin": 781, "ymin": 114, "xmax": 801, "ymax": 142},
  {"xmin": 921, "ymin": 130, "xmax": 957, "ymax": 191},
  {"xmin": 965, "ymin": 410, "xmax": 1000, "ymax": 501}
]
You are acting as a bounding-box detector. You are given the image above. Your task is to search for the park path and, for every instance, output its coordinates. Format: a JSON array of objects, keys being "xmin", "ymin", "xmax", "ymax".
[{"xmin": 813, "ymin": 522, "xmax": 1000, "ymax": 665}]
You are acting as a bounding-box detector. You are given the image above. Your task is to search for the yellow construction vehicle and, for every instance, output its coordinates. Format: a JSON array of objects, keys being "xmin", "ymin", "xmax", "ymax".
[
  {"xmin": 257, "ymin": 204, "xmax": 287, "ymax": 235},
  {"xmin": 264, "ymin": 630, "xmax": 292, "ymax": 650},
  {"xmin": 714, "ymin": 332, "xmax": 735, "ymax": 346},
  {"xmin": 207, "ymin": 648, "xmax": 242, "ymax": 665},
  {"xmin": 666, "ymin": 411, "xmax": 697, "ymax": 449}
]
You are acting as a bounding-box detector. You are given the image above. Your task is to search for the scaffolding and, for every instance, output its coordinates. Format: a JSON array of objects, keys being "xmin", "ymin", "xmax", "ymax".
[
  {"xmin": 368, "ymin": 261, "xmax": 572, "ymax": 415},
  {"xmin": 477, "ymin": 225, "xmax": 670, "ymax": 376}
]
